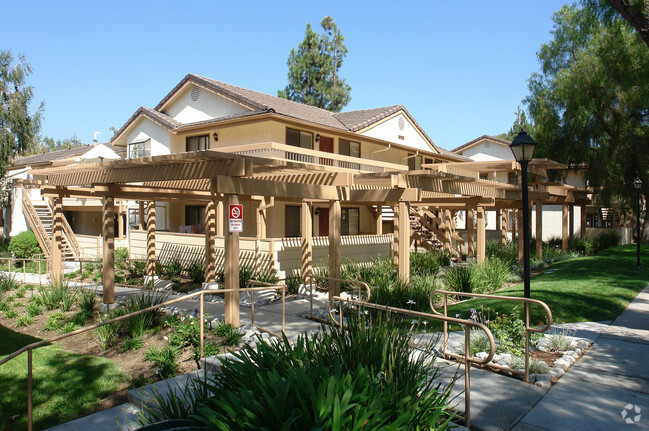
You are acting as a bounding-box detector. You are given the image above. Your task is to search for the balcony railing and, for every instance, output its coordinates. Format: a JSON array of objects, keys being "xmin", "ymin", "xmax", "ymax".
[{"xmin": 218, "ymin": 142, "xmax": 407, "ymax": 173}]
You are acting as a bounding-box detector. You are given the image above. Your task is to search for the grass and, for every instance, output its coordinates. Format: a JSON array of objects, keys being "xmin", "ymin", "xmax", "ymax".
[
  {"xmin": 0, "ymin": 325, "xmax": 129, "ymax": 430},
  {"xmin": 445, "ymin": 245, "xmax": 649, "ymax": 326}
]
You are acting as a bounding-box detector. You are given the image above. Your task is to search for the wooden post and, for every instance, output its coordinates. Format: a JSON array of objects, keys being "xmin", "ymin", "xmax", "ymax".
[
  {"xmin": 467, "ymin": 208, "xmax": 475, "ymax": 258},
  {"xmin": 146, "ymin": 202, "xmax": 156, "ymax": 278},
  {"xmin": 511, "ymin": 209, "xmax": 517, "ymax": 243},
  {"xmin": 224, "ymin": 194, "xmax": 240, "ymax": 326},
  {"xmin": 329, "ymin": 200, "xmax": 341, "ymax": 299},
  {"xmin": 477, "ymin": 207, "xmax": 486, "ymax": 263},
  {"xmin": 392, "ymin": 204, "xmax": 399, "ymax": 266},
  {"xmin": 398, "ymin": 201, "xmax": 410, "ymax": 283},
  {"xmin": 501, "ymin": 210, "xmax": 508, "ymax": 244},
  {"xmin": 216, "ymin": 199, "xmax": 224, "ymax": 237},
  {"xmin": 581, "ymin": 205, "xmax": 587, "ymax": 239},
  {"xmin": 116, "ymin": 212, "xmax": 124, "ymax": 239},
  {"xmin": 50, "ymin": 197, "xmax": 63, "ymax": 279},
  {"xmin": 102, "ymin": 196, "xmax": 115, "ymax": 304},
  {"xmin": 569, "ymin": 205, "xmax": 575, "ymax": 242},
  {"xmin": 518, "ymin": 209, "xmax": 524, "ymax": 264},
  {"xmin": 301, "ymin": 201, "xmax": 313, "ymax": 284},
  {"xmin": 204, "ymin": 200, "xmax": 216, "ymax": 282},
  {"xmin": 536, "ymin": 200, "xmax": 543, "ymax": 259},
  {"xmin": 376, "ymin": 206, "xmax": 383, "ymax": 235},
  {"xmin": 444, "ymin": 209, "xmax": 452, "ymax": 252},
  {"xmin": 562, "ymin": 203, "xmax": 569, "ymax": 252},
  {"xmin": 139, "ymin": 201, "xmax": 145, "ymax": 230}
]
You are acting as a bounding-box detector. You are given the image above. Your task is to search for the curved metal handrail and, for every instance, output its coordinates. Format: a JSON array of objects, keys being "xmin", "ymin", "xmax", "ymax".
[{"xmin": 430, "ymin": 289, "xmax": 553, "ymax": 383}]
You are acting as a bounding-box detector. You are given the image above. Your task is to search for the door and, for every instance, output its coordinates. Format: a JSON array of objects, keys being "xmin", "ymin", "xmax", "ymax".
[
  {"xmin": 319, "ymin": 136, "xmax": 333, "ymax": 166},
  {"xmin": 319, "ymin": 208, "xmax": 329, "ymax": 236}
]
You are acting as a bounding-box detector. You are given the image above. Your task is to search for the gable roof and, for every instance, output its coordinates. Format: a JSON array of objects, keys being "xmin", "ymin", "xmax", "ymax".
[
  {"xmin": 452, "ymin": 134, "xmax": 512, "ymax": 154},
  {"xmin": 334, "ymin": 105, "xmax": 403, "ymax": 131},
  {"xmin": 11, "ymin": 144, "xmax": 125, "ymax": 169}
]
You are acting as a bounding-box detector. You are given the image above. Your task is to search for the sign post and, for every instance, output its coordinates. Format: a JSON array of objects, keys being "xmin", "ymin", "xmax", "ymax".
[{"xmin": 228, "ymin": 204, "xmax": 243, "ymax": 233}]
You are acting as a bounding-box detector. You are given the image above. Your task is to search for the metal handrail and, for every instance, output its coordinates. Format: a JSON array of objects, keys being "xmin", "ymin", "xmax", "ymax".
[
  {"xmin": 307, "ymin": 275, "xmax": 372, "ymax": 319},
  {"xmin": 245, "ymin": 279, "xmax": 286, "ymax": 333},
  {"xmin": 0, "ymin": 257, "xmax": 48, "ymax": 286},
  {"xmin": 0, "ymin": 285, "xmax": 287, "ymax": 431},
  {"xmin": 430, "ymin": 290, "xmax": 553, "ymax": 383},
  {"xmin": 329, "ymin": 295, "xmax": 496, "ymax": 429}
]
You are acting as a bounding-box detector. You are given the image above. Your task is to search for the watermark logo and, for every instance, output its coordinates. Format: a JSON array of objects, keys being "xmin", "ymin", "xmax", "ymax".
[{"xmin": 621, "ymin": 404, "xmax": 642, "ymax": 424}]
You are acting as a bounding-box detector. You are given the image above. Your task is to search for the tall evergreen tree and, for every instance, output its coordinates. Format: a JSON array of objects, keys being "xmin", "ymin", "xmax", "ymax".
[
  {"xmin": 497, "ymin": 106, "xmax": 535, "ymax": 141},
  {"xmin": 278, "ymin": 16, "xmax": 351, "ymax": 112},
  {"xmin": 0, "ymin": 50, "xmax": 44, "ymax": 205}
]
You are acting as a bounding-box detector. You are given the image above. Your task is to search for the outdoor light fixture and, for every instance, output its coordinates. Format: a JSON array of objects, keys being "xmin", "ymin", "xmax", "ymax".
[
  {"xmin": 634, "ymin": 177, "xmax": 643, "ymax": 270},
  {"xmin": 212, "ymin": 132, "xmax": 218, "ymax": 142},
  {"xmin": 510, "ymin": 130, "xmax": 537, "ymax": 299},
  {"xmin": 315, "ymin": 133, "xmax": 320, "ymax": 143}
]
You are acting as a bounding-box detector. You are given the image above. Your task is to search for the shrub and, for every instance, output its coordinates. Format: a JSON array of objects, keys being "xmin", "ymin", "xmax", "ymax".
[
  {"xmin": 78, "ymin": 290, "xmax": 97, "ymax": 314},
  {"xmin": 457, "ymin": 329, "xmax": 492, "ymax": 356},
  {"xmin": 59, "ymin": 322, "xmax": 80, "ymax": 334},
  {"xmin": 122, "ymin": 336, "xmax": 144, "ymax": 352},
  {"xmin": 594, "ymin": 230, "xmax": 621, "ymax": 252},
  {"xmin": 71, "ymin": 310, "xmax": 92, "ymax": 326},
  {"xmin": 489, "ymin": 311, "xmax": 527, "ymax": 355},
  {"xmin": 186, "ymin": 260, "xmax": 205, "ymax": 284},
  {"xmin": 284, "ymin": 269, "xmax": 301, "ymax": 295},
  {"xmin": 144, "ymin": 345, "xmax": 180, "ymax": 378},
  {"xmin": 95, "ymin": 310, "xmax": 123, "ymax": 350},
  {"xmin": 411, "ymin": 249, "xmax": 450, "ymax": 275},
  {"xmin": 443, "ymin": 265, "xmax": 475, "ymax": 293},
  {"xmin": 139, "ymin": 313, "xmax": 454, "ymax": 429},
  {"xmin": 486, "ymin": 240, "xmax": 518, "ymax": 266},
  {"xmin": 4, "ymin": 308, "xmax": 17, "ymax": 319},
  {"xmin": 129, "ymin": 259, "xmax": 146, "ymax": 278},
  {"xmin": 0, "ymin": 274, "xmax": 19, "ymax": 293},
  {"xmin": 44, "ymin": 311, "xmax": 65, "ymax": 331},
  {"xmin": 38, "ymin": 279, "xmax": 77, "ymax": 311},
  {"xmin": 16, "ymin": 314, "xmax": 34, "ymax": 327},
  {"xmin": 214, "ymin": 321, "xmax": 242, "ymax": 347},
  {"xmin": 8, "ymin": 230, "xmax": 42, "ymax": 259},
  {"xmin": 545, "ymin": 328, "xmax": 574, "ymax": 352},
  {"xmin": 115, "ymin": 247, "xmax": 130, "ymax": 270},
  {"xmin": 25, "ymin": 302, "xmax": 41, "ymax": 317},
  {"xmin": 164, "ymin": 259, "xmax": 184, "ymax": 278},
  {"xmin": 122, "ymin": 291, "xmax": 168, "ymax": 338},
  {"xmin": 569, "ymin": 237, "xmax": 596, "ymax": 255},
  {"xmin": 510, "ymin": 356, "xmax": 550, "ymax": 374},
  {"xmin": 472, "ymin": 258, "xmax": 511, "ymax": 293}
]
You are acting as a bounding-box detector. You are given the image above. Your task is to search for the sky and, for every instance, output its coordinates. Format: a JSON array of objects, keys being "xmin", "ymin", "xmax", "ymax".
[{"xmin": 1, "ymin": 0, "xmax": 569, "ymax": 152}]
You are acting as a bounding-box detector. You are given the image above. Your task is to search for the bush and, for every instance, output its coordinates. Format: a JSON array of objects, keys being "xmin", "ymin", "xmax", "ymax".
[
  {"xmin": 115, "ymin": 247, "xmax": 129, "ymax": 270},
  {"xmin": 164, "ymin": 259, "xmax": 184, "ymax": 278},
  {"xmin": 0, "ymin": 274, "xmax": 19, "ymax": 293},
  {"xmin": 38, "ymin": 279, "xmax": 77, "ymax": 311},
  {"xmin": 594, "ymin": 230, "xmax": 621, "ymax": 252},
  {"xmin": 144, "ymin": 345, "xmax": 180, "ymax": 379},
  {"xmin": 95, "ymin": 309, "xmax": 124, "ymax": 350},
  {"xmin": 78, "ymin": 290, "xmax": 97, "ymax": 314},
  {"xmin": 472, "ymin": 258, "xmax": 511, "ymax": 293},
  {"xmin": 122, "ymin": 291, "xmax": 168, "ymax": 338},
  {"xmin": 569, "ymin": 237, "xmax": 596, "ymax": 255},
  {"xmin": 186, "ymin": 260, "xmax": 205, "ymax": 284},
  {"xmin": 458, "ymin": 329, "xmax": 492, "ymax": 356},
  {"xmin": 139, "ymin": 314, "xmax": 454, "ymax": 429},
  {"xmin": 214, "ymin": 321, "xmax": 242, "ymax": 347},
  {"xmin": 411, "ymin": 249, "xmax": 450, "ymax": 275},
  {"xmin": 486, "ymin": 240, "xmax": 518, "ymax": 266},
  {"xmin": 443, "ymin": 265, "xmax": 475, "ymax": 293},
  {"xmin": 8, "ymin": 230, "xmax": 42, "ymax": 259}
]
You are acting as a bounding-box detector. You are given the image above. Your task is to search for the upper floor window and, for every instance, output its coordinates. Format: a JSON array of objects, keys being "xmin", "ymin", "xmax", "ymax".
[
  {"xmin": 186, "ymin": 135, "xmax": 209, "ymax": 152},
  {"xmin": 129, "ymin": 139, "xmax": 151, "ymax": 159},
  {"xmin": 479, "ymin": 172, "xmax": 489, "ymax": 180},
  {"xmin": 286, "ymin": 128, "xmax": 313, "ymax": 149},
  {"xmin": 340, "ymin": 139, "xmax": 360, "ymax": 158},
  {"xmin": 508, "ymin": 172, "xmax": 519, "ymax": 184},
  {"xmin": 408, "ymin": 155, "xmax": 422, "ymax": 171}
]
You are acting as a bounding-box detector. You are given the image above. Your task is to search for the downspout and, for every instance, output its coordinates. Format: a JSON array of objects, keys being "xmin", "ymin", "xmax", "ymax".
[{"xmin": 371, "ymin": 143, "xmax": 391, "ymax": 160}]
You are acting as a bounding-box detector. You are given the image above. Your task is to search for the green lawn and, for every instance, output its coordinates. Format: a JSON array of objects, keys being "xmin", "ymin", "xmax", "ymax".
[
  {"xmin": 444, "ymin": 244, "xmax": 649, "ymax": 326},
  {"xmin": 0, "ymin": 325, "xmax": 129, "ymax": 430}
]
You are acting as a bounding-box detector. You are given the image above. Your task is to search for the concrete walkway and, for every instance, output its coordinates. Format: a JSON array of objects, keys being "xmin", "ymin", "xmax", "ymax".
[{"xmin": 513, "ymin": 284, "xmax": 649, "ymax": 431}]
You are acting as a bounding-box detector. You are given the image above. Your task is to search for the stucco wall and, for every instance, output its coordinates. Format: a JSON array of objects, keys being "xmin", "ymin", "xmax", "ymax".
[
  {"xmin": 461, "ymin": 141, "xmax": 513, "ymax": 161},
  {"xmin": 360, "ymin": 113, "xmax": 434, "ymax": 153},
  {"xmin": 126, "ymin": 118, "xmax": 172, "ymax": 158},
  {"xmin": 163, "ymin": 84, "xmax": 250, "ymax": 124}
]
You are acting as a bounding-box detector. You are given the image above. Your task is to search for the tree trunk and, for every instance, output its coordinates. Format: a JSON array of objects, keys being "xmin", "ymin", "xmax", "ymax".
[{"xmin": 606, "ymin": 0, "xmax": 649, "ymax": 48}]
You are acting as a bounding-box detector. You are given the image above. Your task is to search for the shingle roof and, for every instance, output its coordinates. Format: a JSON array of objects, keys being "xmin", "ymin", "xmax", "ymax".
[
  {"xmin": 11, "ymin": 144, "xmax": 125, "ymax": 169},
  {"xmin": 451, "ymin": 134, "xmax": 512, "ymax": 153},
  {"xmin": 111, "ymin": 106, "xmax": 183, "ymax": 143},
  {"xmin": 334, "ymin": 105, "xmax": 403, "ymax": 132}
]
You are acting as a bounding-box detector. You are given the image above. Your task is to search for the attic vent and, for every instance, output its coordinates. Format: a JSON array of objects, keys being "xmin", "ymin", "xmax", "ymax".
[
  {"xmin": 190, "ymin": 87, "xmax": 200, "ymax": 101},
  {"xmin": 398, "ymin": 116, "xmax": 405, "ymax": 131}
]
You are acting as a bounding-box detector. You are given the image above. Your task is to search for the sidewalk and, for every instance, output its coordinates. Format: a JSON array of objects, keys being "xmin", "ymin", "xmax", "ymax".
[{"xmin": 512, "ymin": 284, "xmax": 649, "ymax": 431}]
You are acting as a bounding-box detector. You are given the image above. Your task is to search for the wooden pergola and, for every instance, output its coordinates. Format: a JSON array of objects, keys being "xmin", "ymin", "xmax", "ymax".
[{"xmin": 33, "ymin": 150, "xmax": 589, "ymax": 326}]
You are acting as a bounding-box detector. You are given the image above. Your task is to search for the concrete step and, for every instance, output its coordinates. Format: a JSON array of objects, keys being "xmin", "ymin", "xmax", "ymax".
[{"xmin": 45, "ymin": 403, "xmax": 139, "ymax": 431}]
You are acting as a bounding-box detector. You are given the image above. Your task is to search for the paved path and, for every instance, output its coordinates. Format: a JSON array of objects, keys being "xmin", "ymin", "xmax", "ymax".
[{"xmin": 513, "ymin": 284, "xmax": 649, "ymax": 431}]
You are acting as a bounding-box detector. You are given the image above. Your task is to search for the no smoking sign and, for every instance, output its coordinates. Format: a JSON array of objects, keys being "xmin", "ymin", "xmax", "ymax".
[{"xmin": 228, "ymin": 204, "xmax": 243, "ymax": 233}]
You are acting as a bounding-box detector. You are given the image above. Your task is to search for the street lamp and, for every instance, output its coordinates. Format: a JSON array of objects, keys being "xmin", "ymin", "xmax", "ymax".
[
  {"xmin": 634, "ymin": 177, "xmax": 642, "ymax": 271},
  {"xmin": 510, "ymin": 131, "xmax": 537, "ymax": 299}
]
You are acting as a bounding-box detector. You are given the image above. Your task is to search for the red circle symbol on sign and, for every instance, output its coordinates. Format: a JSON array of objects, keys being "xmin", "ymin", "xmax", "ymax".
[{"xmin": 229, "ymin": 204, "xmax": 243, "ymax": 220}]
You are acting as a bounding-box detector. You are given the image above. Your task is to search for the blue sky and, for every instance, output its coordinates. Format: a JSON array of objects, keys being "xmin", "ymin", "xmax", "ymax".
[{"xmin": 1, "ymin": 0, "xmax": 568, "ymax": 151}]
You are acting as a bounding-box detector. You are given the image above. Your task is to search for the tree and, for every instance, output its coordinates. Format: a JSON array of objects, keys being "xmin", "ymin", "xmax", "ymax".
[
  {"xmin": 0, "ymin": 50, "xmax": 44, "ymax": 205},
  {"xmin": 525, "ymin": 4, "xmax": 649, "ymax": 214},
  {"xmin": 25, "ymin": 135, "xmax": 84, "ymax": 155},
  {"xmin": 497, "ymin": 106, "xmax": 535, "ymax": 141},
  {"xmin": 278, "ymin": 16, "xmax": 351, "ymax": 112},
  {"xmin": 585, "ymin": 0, "xmax": 649, "ymax": 48}
]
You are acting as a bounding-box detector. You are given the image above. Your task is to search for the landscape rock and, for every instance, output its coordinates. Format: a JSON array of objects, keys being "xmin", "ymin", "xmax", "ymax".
[
  {"xmin": 553, "ymin": 358, "xmax": 571, "ymax": 371},
  {"xmin": 536, "ymin": 380, "xmax": 551, "ymax": 389},
  {"xmin": 475, "ymin": 352, "xmax": 489, "ymax": 360}
]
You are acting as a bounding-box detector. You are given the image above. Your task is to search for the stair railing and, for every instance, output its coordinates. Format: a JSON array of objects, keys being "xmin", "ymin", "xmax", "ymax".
[
  {"xmin": 21, "ymin": 185, "xmax": 51, "ymax": 258},
  {"xmin": 46, "ymin": 197, "xmax": 80, "ymax": 258}
]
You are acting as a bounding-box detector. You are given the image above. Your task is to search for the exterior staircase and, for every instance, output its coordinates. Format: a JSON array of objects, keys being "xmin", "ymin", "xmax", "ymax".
[
  {"xmin": 21, "ymin": 185, "xmax": 79, "ymax": 260},
  {"xmin": 409, "ymin": 207, "xmax": 463, "ymax": 260}
]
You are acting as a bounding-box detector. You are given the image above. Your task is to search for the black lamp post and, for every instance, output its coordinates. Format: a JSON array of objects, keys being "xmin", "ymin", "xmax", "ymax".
[
  {"xmin": 634, "ymin": 177, "xmax": 642, "ymax": 271},
  {"xmin": 510, "ymin": 131, "xmax": 537, "ymax": 299}
]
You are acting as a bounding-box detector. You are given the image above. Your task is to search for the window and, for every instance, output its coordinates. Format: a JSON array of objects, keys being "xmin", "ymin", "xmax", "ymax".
[
  {"xmin": 129, "ymin": 139, "xmax": 151, "ymax": 158},
  {"xmin": 186, "ymin": 135, "xmax": 209, "ymax": 152},
  {"xmin": 508, "ymin": 172, "xmax": 519, "ymax": 184},
  {"xmin": 339, "ymin": 139, "xmax": 360, "ymax": 158},
  {"xmin": 185, "ymin": 205, "xmax": 205, "ymax": 228},
  {"xmin": 128, "ymin": 209, "xmax": 140, "ymax": 228},
  {"xmin": 408, "ymin": 155, "xmax": 422, "ymax": 171},
  {"xmin": 286, "ymin": 128, "xmax": 313, "ymax": 149},
  {"xmin": 341, "ymin": 208, "xmax": 359, "ymax": 235},
  {"xmin": 479, "ymin": 173, "xmax": 489, "ymax": 180},
  {"xmin": 285, "ymin": 206, "xmax": 301, "ymax": 237}
]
